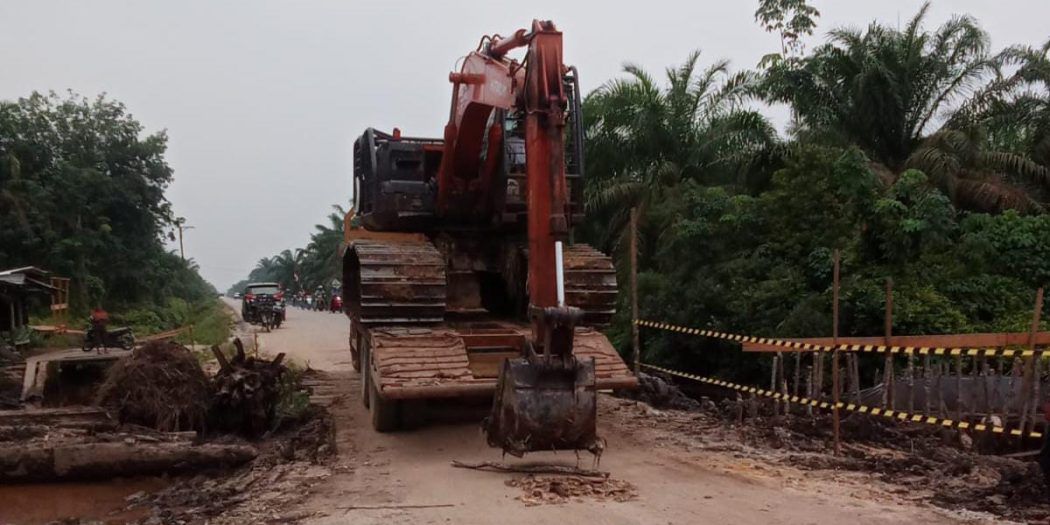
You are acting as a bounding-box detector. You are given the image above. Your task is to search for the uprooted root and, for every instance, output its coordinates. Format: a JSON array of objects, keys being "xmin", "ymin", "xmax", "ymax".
[{"xmin": 95, "ymin": 341, "xmax": 210, "ymax": 432}]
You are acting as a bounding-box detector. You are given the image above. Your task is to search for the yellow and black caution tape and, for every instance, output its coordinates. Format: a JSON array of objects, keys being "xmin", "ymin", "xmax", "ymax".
[
  {"xmin": 640, "ymin": 362, "xmax": 1044, "ymax": 440},
  {"xmin": 636, "ymin": 319, "xmax": 1048, "ymax": 358}
]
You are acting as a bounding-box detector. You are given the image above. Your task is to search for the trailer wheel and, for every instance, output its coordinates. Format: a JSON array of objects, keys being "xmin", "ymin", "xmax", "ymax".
[{"xmin": 369, "ymin": 374, "xmax": 399, "ymax": 432}]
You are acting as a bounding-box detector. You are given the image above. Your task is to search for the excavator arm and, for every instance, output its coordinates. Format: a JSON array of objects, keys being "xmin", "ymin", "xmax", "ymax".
[{"xmin": 462, "ymin": 21, "xmax": 600, "ymax": 457}]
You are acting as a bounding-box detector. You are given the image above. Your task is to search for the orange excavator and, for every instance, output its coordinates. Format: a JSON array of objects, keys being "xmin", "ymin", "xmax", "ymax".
[{"xmin": 343, "ymin": 20, "xmax": 636, "ymax": 456}]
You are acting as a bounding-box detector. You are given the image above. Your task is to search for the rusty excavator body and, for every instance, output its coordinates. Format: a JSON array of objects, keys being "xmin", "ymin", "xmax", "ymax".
[{"xmin": 343, "ymin": 20, "xmax": 636, "ymax": 456}]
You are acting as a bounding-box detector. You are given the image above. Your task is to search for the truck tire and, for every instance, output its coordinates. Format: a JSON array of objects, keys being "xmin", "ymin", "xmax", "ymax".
[{"xmin": 369, "ymin": 374, "xmax": 399, "ymax": 432}]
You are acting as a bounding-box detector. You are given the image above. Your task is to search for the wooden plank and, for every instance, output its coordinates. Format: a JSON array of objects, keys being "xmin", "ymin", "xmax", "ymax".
[
  {"xmin": 466, "ymin": 351, "xmax": 519, "ymax": 378},
  {"xmin": 460, "ymin": 333, "xmax": 526, "ymax": 349},
  {"xmin": 377, "ymin": 355, "xmax": 469, "ymax": 366},
  {"xmin": 379, "ymin": 362, "xmax": 471, "ymax": 374},
  {"xmin": 380, "ymin": 369, "xmax": 473, "ymax": 379},
  {"xmin": 373, "ymin": 348, "xmax": 468, "ymax": 359}
]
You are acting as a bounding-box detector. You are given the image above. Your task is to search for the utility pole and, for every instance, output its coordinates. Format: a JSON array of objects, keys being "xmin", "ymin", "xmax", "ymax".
[{"xmin": 176, "ymin": 219, "xmax": 195, "ymax": 262}]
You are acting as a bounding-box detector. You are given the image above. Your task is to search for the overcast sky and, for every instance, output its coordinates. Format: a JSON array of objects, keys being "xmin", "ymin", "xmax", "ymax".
[{"xmin": 2, "ymin": 1, "xmax": 1047, "ymax": 290}]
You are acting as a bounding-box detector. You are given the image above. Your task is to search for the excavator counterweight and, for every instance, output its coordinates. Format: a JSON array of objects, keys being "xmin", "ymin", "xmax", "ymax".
[{"xmin": 343, "ymin": 20, "xmax": 636, "ymax": 456}]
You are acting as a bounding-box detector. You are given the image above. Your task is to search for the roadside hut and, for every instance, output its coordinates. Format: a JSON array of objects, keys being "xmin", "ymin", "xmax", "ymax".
[{"xmin": 0, "ymin": 267, "xmax": 56, "ymax": 344}]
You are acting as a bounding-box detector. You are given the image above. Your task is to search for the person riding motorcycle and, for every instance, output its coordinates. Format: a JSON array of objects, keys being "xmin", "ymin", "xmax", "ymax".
[{"xmin": 82, "ymin": 308, "xmax": 134, "ymax": 353}]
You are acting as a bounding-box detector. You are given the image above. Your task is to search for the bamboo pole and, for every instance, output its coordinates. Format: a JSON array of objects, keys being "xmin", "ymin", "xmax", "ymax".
[
  {"xmin": 1018, "ymin": 288, "xmax": 1043, "ymax": 437},
  {"xmin": 1009, "ymin": 357, "xmax": 1021, "ymax": 423},
  {"xmin": 923, "ymin": 354, "xmax": 932, "ymax": 416},
  {"xmin": 770, "ymin": 353, "xmax": 780, "ymax": 414},
  {"xmin": 1031, "ymin": 357, "xmax": 1042, "ymax": 434},
  {"xmin": 793, "ymin": 352, "xmax": 801, "ymax": 406},
  {"xmin": 781, "ymin": 378, "xmax": 791, "ymax": 415},
  {"xmin": 805, "ymin": 365, "xmax": 813, "ymax": 417},
  {"xmin": 883, "ymin": 278, "xmax": 894, "ymax": 409},
  {"xmin": 630, "ymin": 207, "xmax": 640, "ymax": 375},
  {"xmin": 848, "ymin": 354, "xmax": 856, "ymax": 403},
  {"xmin": 831, "ymin": 249, "xmax": 841, "ymax": 456},
  {"xmin": 777, "ymin": 351, "xmax": 787, "ymax": 416},
  {"xmin": 907, "ymin": 350, "xmax": 915, "ymax": 413},
  {"xmin": 944, "ymin": 361, "xmax": 953, "ymax": 413}
]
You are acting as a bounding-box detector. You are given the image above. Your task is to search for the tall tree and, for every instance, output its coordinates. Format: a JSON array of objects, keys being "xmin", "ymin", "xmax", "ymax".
[{"xmin": 0, "ymin": 91, "xmax": 211, "ymax": 307}]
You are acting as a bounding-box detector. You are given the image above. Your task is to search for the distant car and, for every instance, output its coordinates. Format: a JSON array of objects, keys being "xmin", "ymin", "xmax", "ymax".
[
  {"xmin": 233, "ymin": 292, "xmax": 242, "ymax": 299},
  {"xmin": 241, "ymin": 283, "xmax": 286, "ymax": 326}
]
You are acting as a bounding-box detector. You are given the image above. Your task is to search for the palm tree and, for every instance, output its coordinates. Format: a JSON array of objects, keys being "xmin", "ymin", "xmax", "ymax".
[
  {"xmin": 269, "ymin": 249, "xmax": 304, "ymax": 291},
  {"xmin": 765, "ymin": 2, "xmax": 1050, "ymax": 212},
  {"xmin": 765, "ymin": 3, "xmax": 993, "ymax": 170},
  {"xmin": 905, "ymin": 128, "xmax": 1048, "ymax": 211},
  {"xmin": 981, "ymin": 39, "xmax": 1050, "ymax": 170},
  {"xmin": 299, "ymin": 204, "xmax": 348, "ymax": 289},
  {"xmin": 583, "ymin": 51, "xmax": 779, "ymax": 253}
]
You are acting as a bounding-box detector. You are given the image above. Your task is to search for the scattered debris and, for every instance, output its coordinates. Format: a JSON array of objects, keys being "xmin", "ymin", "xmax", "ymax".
[
  {"xmin": 452, "ymin": 460, "xmax": 608, "ymax": 478},
  {"xmin": 507, "ymin": 474, "xmax": 637, "ymax": 506},
  {"xmin": 340, "ymin": 503, "xmax": 455, "ymax": 511},
  {"xmin": 95, "ymin": 340, "xmax": 210, "ymax": 432},
  {"xmin": 615, "ymin": 372, "xmax": 700, "ymax": 410},
  {"xmin": 137, "ymin": 402, "xmax": 336, "ymax": 524}
]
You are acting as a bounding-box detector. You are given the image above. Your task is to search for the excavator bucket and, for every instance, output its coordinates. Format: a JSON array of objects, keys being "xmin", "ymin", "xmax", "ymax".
[{"xmin": 484, "ymin": 356, "xmax": 601, "ymax": 457}]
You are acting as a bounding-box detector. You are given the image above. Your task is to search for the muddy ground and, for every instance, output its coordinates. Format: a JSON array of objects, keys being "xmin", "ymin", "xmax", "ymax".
[{"xmin": 4, "ymin": 302, "xmax": 1047, "ymax": 524}]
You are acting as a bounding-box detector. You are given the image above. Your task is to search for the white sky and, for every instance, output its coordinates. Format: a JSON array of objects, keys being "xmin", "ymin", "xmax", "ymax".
[{"xmin": 2, "ymin": 0, "xmax": 1047, "ymax": 289}]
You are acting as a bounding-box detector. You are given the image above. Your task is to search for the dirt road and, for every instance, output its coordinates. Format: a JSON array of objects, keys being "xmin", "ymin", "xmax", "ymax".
[{"xmin": 243, "ymin": 302, "xmax": 986, "ymax": 525}]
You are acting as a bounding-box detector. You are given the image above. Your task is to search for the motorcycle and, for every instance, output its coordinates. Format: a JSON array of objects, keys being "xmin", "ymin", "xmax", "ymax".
[
  {"xmin": 272, "ymin": 303, "xmax": 285, "ymax": 328},
  {"xmin": 82, "ymin": 318, "xmax": 135, "ymax": 353},
  {"xmin": 329, "ymin": 294, "xmax": 343, "ymax": 313},
  {"xmin": 255, "ymin": 300, "xmax": 282, "ymax": 332}
]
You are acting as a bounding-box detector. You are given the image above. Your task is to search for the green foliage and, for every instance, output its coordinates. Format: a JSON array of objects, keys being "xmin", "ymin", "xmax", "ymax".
[
  {"xmin": 273, "ymin": 363, "xmax": 311, "ymax": 429},
  {"xmin": 0, "ymin": 90, "xmax": 221, "ymax": 354},
  {"xmin": 581, "ymin": 51, "xmax": 781, "ymax": 261},
  {"xmin": 0, "ymin": 91, "xmax": 216, "ymax": 316}
]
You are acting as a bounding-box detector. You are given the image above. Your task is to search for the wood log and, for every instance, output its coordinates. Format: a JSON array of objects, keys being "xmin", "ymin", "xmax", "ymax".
[
  {"xmin": 0, "ymin": 441, "xmax": 257, "ymax": 483},
  {"xmin": 0, "ymin": 407, "xmax": 111, "ymax": 428},
  {"xmin": 451, "ymin": 460, "xmax": 608, "ymax": 478}
]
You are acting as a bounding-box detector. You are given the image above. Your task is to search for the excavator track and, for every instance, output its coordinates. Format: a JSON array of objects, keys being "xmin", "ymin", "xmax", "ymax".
[
  {"xmin": 562, "ymin": 244, "xmax": 618, "ymax": 327},
  {"xmin": 345, "ymin": 240, "xmax": 447, "ymax": 326}
]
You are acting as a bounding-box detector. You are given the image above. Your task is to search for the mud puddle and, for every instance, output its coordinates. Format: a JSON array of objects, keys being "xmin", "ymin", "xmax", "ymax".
[{"xmin": 0, "ymin": 477, "xmax": 169, "ymax": 524}]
